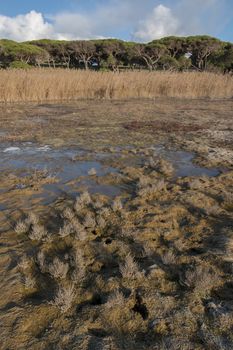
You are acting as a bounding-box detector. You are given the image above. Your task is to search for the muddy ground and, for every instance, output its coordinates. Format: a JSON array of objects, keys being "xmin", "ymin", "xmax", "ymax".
[{"xmin": 0, "ymin": 98, "xmax": 233, "ymax": 350}]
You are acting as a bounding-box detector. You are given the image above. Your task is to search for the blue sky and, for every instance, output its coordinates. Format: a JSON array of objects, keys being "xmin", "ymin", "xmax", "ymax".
[{"xmin": 0, "ymin": 0, "xmax": 232, "ymax": 42}]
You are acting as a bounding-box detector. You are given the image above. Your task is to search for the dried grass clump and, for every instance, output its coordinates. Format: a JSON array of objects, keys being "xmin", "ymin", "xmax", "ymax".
[
  {"xmin": 98, "ymin": 207, "xmax": 112, "ymax": 219},
  {"xmin": 93, "ymin": 198, "xmax": 105, "ymax": 210},
  {"xmin": 102, "ymin": 290, "xmax": 146, "ymax": 338},
  {"xmin": 71, "ymin": 249, "xmax": 86, "ymax": 283},
  {"xmin": 27, "ymin": 212, "xmax": 40, "ymax": 225},
  {"xmin": 14, "ymin": 220, "xmax": 29, "ymax": 234},
  {"xmin": 120, "ymin": 253, "xmax": 143, "ymax": 280},
  {"xmin": 222, "ymin": 235, "xmax": 233, "ymax": 255},
  {"xmin": 137, "ymin": 175, "xmax": 153, "ymax": 189},
  {"xmin": 105, "ymin": 290, "xmax": 125, "ymax": 309},
  {"xmin": 52, "ymin": 284, "xmax": 75, "ymax": 313},
  {"xmin": 29, "ymin": 224, "xmax": 48, "ymax": 241},
  {"xmin": 74, "ymin": 191, "xmax": 92, "ymax": 212},
  {"xmin": 18, "ymin": 255, "xmax": 32, "ymax": 271},
  {"xmin": 188, "ymin": 179, "xmax": 203, "ymax": 190},
  {"xmin": 73, "ymin": 220, "xmax": 87, "ymax": 241},
  {"xmin": 96, "ymin": 214, "xmax": 107, "ymax": 229},
  {"xmin": 223, "ymin": 192, "xmax": 233, "ymax": 211},
  {"xmin": 161, "ymin": 251, "xmax": 177, "ymax": 266},
  {"xmin": 62, "ymin": 207, "xmax": 76, "ymax": 221},
  {"xmin": 181, "ymin": 266, "xmax": 219, "ymax": 296},
  {"xmin": 159, "ymin": 337, "xmax": 192, "ymax": 350},
  {"xmin": 37, "ymin": 251, "xmax": 46, "ymax": 273},
  {"xmin": 18, "ymin": 258, "xmax": 38, "ymax": 293},
  {"xmin": 142, "ymin": 242, "xmax": 155, "ymax": 257},
  {"xmin": 112, "ymin": 197, "xmax": 123, "ymax": 212},
  {"xmin": 49, "ymin": 257, "xmax": 69, "ymax": 280},
  {"xmin": 199, "ymin": 323, "xmax": 229, "ymax": 350},
  {"xmin": 22, "ymin": 275, "xmax": 37, "ymax": 290},
  {"xmin": 0, "ymin": 70, "xmax": 233, "ymax": 102},
  {"xmin": 155, "ymin": 159, "xmax": 174, "ymax": 177},
  {"xmin": 83, "ymin": 212, "xmax": 96, "ymax": 229},
  {"xmin": 58, "ymin": 222, "xmax": 73, "ymax": 237},
  {"xmin": 137, "ymin": 179, "xmax": 166, "ymax": 198}
]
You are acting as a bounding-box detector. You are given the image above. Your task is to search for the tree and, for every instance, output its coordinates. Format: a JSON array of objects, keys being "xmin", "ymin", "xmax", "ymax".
[
  {"xmin": 211, "ymin": 43, "xmax": 233, "ymax": 73},
  {"xmin": 94, "ymin": 39, "xmax": 127, "ymax": 70},
  {"xmin": 0, "ymin": 39, "xmax": 48, "ymax": 67},
  {"xmin": 133, "ymin": 42, "xmax": 168, "ymax": 71},
  {"xmin": 177, "ymin": 56, "xmax": 192, "ymax": 71},
  {"xmin": 28, "ymin": 39, "xmax": 72, "ymax": 68},
  {"xmin": 156, "ymin": 36, "xmax": 187, "ymax": 59},
  {"xmin": 159, "ymin": 56, "xmax": 180, "ymax": 71},
  {"xmin": 58, "ymin": 42, "xmax": 74, "ymax": 68},
  {"xmin": 187, "ymin": 36, "xmax": 224, "ymax": 70},
  {"xmin": 0, "ymin": 35, "xmax": 231, "ymax": 72},
  {"xmin": 71, "ymin": 41, "xmax": 96, "ymax": 70}
]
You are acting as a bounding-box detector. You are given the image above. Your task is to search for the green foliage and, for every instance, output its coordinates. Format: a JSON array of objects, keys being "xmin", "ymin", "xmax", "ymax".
[
  {"xmin": 0, "ymin": 36, "xmax": 232, "ymax": 72},
  {"xmin": 159, "ymin": 56, "xmax": 180, "ymax": 70},
  {"xmin": 178, "ymin": 56, "xmax": 192, "ymax": 70},
  {"xmin": 0, "ymin": 39, "xmax": 48, "ymax": 67},
  {"xmin": 0, "ymin": 39, "xmax": 45, "ymax": 56},
  {"xmin": 211, "ymin": 43, "xmax": 233, "ymax": 72},
  {"xmin": 9, "ymin": 60, "xmax": 32, "ymax": 69}
]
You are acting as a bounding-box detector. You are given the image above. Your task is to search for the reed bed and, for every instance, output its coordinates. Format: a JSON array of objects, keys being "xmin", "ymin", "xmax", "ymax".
[{"xmin": 0, "ymin": 69, "xmax": 232, "ymax": 102}]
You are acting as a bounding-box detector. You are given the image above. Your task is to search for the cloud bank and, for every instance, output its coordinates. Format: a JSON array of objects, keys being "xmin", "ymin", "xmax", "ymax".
[
  {"xmin": 0, "ymin": 11, "xmax": 54, "ymax": 41},
  {"xmin": 0, "ymin": 1, "xmax": 229, "ymax": 42},
  {"xmin": 133, "ymin": 5, "xmax": 180, "ymax": 41}
]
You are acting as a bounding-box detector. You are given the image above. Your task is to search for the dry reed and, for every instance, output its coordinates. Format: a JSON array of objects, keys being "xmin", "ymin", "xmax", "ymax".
[{"xmin": 0, "ymin": 69, "xmax": 232, "ymax": 102}]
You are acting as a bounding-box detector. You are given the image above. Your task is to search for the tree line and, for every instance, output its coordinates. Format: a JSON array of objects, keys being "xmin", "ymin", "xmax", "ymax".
[{"xmin": 0, "ymin": 35, "xmax": 232, "ymax": 73}]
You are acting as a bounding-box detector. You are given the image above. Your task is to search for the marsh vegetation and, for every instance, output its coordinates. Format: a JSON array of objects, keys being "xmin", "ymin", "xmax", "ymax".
[
  {"xmin": 0, "ymin": 98, "xmax": 233, "ymax": 349},
  {"xmin": 0, "ymin": 70, "xmax": 233, "ymax": 102}
]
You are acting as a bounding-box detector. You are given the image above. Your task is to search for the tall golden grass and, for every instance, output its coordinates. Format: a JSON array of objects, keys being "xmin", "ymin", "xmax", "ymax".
[{"xmin": 0, "ymin": 69, "xmax": 232, "ymax": 102}]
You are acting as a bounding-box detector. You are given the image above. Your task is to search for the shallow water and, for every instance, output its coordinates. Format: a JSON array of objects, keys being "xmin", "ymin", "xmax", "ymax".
[
  {"xmin": 0, "ymin": 142, "xmax": 121, "ymax": 207},
  {"xmin": 151, "ymin": 146, "xmax": 220, "ymax": 177},
  {"xmin": 0, "ymin": 142, "xmax": 222, "ymax": 210}
]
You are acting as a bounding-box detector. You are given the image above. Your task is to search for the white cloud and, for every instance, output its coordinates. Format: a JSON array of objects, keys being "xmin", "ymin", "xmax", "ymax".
[
  {"xmin": 0, "ymin": 10, "xmax": 107, "ymax": 41},
  {"xmin": 133, "ymin": 5, "xmax": 180, "ymax": 42},
  {"xmin": 0, "ymin": 11, "xmax": 55, "ymax": 41},
  {"xmin": 132, "ymin": 0, "xmax": 230, "ymax": 42},
  {"xmin": 0, "ymin": 1, "xmax": 229, "ymax": 42}
]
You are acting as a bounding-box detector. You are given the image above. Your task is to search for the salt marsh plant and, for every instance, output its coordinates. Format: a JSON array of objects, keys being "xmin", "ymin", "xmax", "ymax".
[
  {"xmin": 71, "ymin": 249, "xmax": 86, "ymax": 283},
  {"xmin": 161, "ymin": 251, "xmax": 177, "ymax": 266},
  {"xmin": 8, "ymin": 163, "xmax": 233, "ymax": 349},
  {"xmin": 26, "ymin": 212, "xmax": 40, "ymax": 227},
  {"xmin": 120, "ymin": 253, "xmax": 142, "ymax": 280},
  {"xmin": 62, "ymin": 207, "xmax": 76, "ymax": 221},
  {"xmin": 74, "ymin": 191, "xmax": 92, "ymax": 212},
  {"xmin": 29, "ymin": 224, "xmax": 48, "ymax": 241},
  {"xmin": 14, "ymin": 220, "xmax": 29, "ymax": 235},
  {"xmin": 52, "ymin": 284, "xmax": 75, "ymax": 313},
  {"xmin": 49, "ymin": 257, "xmax": 69, "ymax": 280},
  {"xmin": 83, "ymin": 212, "xmax": 96, "ymax": 229},
  {"xmin": 58, "ymin": 222, "xmax": 73, "ymax": 237},
  {"xmin": 112, "ymin": 197, "xmax": 123, "ymax": 212}
]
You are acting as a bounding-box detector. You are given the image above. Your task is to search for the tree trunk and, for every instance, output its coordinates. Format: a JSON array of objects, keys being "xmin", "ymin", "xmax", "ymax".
[{"xmin": 84, "ymin": 60, "xmax": 89, "ymax": 70}]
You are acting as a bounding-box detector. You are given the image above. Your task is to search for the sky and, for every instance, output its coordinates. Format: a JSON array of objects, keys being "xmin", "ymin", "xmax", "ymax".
[{"xmin": 0, "ymin": 0, "xmax": 232, "ymax": 43}]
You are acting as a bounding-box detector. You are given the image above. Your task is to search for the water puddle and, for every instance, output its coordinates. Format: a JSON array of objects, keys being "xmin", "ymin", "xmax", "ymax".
[
  {"xmin": 0, "ymin": 142, "xmax": 222, "ymax": 211},
  {"xmin": 151, "ymin": 146, "xmax": 220, "ymax": 177},
  {"xmin": 0, "ymin": 142, "xmax": 121, "ymax": 208}
]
